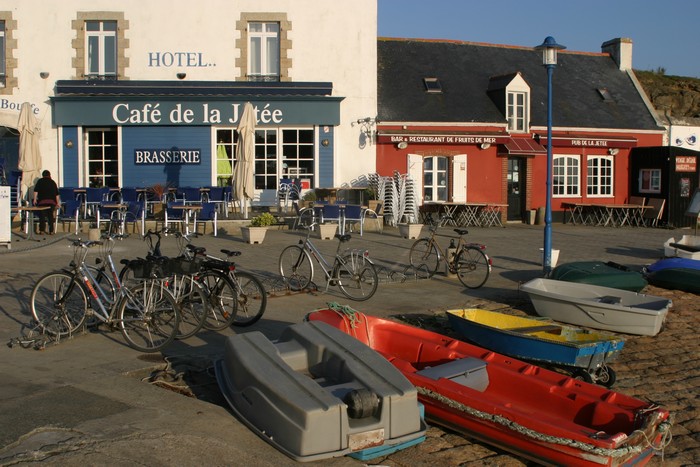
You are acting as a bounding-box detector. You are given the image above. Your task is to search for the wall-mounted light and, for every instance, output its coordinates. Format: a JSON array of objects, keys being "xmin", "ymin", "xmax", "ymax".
[
  {"xmin": 176, "ymin": 72, "xmax": 187, "ymax": 80},
  {"xmin": 397, "ymin": 141, "xmax": 408, "ymax": 149},
  {"xmin": 321, "ymin": 139, "xmax": 330, "ymax": 147},
  {"xmin": 39, "ymin": 72, "xmax": 50, "ymax": 79},
  {"xmin": 480, "ymin": 142, "xmax": 491, "ymax": 150},
  {"xmin": 608, "ymin": 148, "xmax": 619, "ymax": 155},
  {"xmin": 65, "ymin": 140, "xmax": 74, "ymax": 149}
]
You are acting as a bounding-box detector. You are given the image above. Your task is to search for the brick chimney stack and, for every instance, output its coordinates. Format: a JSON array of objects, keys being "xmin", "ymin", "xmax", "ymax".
[{"xmin": 601, "ymin": 37, "xmax": 633, "ymax": 71}]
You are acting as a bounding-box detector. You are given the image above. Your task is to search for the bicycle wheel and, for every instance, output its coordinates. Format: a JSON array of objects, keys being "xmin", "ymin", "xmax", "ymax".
[
  {"xmin": 231, "ymin": 271, "xmax": 267, "ymax": 327},
  {"xmin": 409, "ymin": 239, "xmax": 440, "ymax": 276},
  {"xmin": 30, "ymin": 272, "xmax": 88, "ymax": 337},
  {"xmin": 117, "ymin": 281, "xmax": 180, "ymax": 352},
  {"xmin": 198, "ymin": 270, "xmax": 238, "ymax": 331},
  {"xmin": 171, "ymin": 275, "xmax": 208, "ymax": 339},
  {"xmin": 334, "ymin": 255, "xmax": 379, "ymax": 301},
  {"xmin": 455, "ymin": 246, "xmax": 491, "ymax": 289},
  {"xmin": 279, "ymin": 245, "xmax": 313, "ymax": 291}
]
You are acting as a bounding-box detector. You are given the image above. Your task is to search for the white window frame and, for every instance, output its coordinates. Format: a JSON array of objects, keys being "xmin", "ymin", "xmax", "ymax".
[
  {"xmin": 85, "ymin": 20, "xmax": 117, "ymax": 78},
  {"xmin": 507, "ymin": 91, "xmax": 527, "ymax": 132},
  {"xmin": 586, "ymin": 155, "xmax": 614, "ymax": 197},
  {"xmin": 248, "ymin": 21, "xmax": 280, "ymax": 81},
  {"xmin": 422, "ymin": 156, "xmax": 449, "ymax": 203},
  {"xmin": 553, "ymin": 154, "xmax": 580, "ymax": 197},
  {"xmin": 84, "ymin": 127, "xmax": 119, "ymax": 188},
  {"xmin": 639, "ymin": 168, "xmax": 662, "ymax": 194}
]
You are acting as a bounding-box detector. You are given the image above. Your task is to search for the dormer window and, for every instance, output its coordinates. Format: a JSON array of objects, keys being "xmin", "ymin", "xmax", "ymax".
[
  {"xmin": 507, "ymin": 91, "xmax": 527, "ymax": 132},
  {"xmin": 488, "ymin": 72, "xmax": 531, "ymax": 133}
]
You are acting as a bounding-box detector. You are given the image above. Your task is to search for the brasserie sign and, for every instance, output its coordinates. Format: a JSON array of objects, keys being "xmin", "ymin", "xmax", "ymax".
[{"xmin": 134, "ymin": 149, "xmax": 201, "ymax": 165}]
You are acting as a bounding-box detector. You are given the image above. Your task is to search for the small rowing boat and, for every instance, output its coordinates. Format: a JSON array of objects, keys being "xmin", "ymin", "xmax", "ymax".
[
  {"xmin": 306, "ymin": 306, "xmax": 671, "ymax": 466},
  {"xmin": 520, "ymin": 278, "xmax": 672, "ymax": 336},
  {"xmin": 548, "ymin": 261, "xmax": 647, "ymax": 292},
  {"xmin": 446, "ymin": 308, "xmax": 624, "ymax": 386}
]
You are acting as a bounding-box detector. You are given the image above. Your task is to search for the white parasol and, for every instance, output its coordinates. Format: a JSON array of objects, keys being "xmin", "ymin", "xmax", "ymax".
[
  {"xmin": 234, "ymin": 102, "xmax": 256, "ymax": 218},
  {"xmin": 17, "ymin": 102, "xmax": 42, "ymax": 200}
]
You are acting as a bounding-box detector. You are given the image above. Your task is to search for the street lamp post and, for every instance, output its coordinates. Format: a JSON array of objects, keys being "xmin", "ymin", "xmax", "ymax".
[{"xmin": 535, "ymin": 36, "xmax": 565, "ymax": 274}]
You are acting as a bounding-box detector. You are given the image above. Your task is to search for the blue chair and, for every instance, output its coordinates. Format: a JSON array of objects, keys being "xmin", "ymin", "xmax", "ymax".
[
  {"xmin": 322, "ymin": 204, "xmax": 342, "ymax": 234},
  {"xmin": 176, "ymin": 187, "xmax": 202, "ymax": 204},
  {"xmin": 85, "ymin": 187, "xmax": 110, "ymax": 218},
  {"xmin": 193, "ymin": 202, "xmax": 218, "ymax": 236},
  {"xmin": 163, "ymin": 201, "xmax": 187, "ymax": 233},
  {"xmin": 124, "ymin": 201, "xmax": 146, "ymax": 236},
  {"xmin": 96, "ymin": 202, "xmax": 123, "ymax": 234},
  {"xmin": 343, "ymin": 204, "xmax": 364, "ymax": 236},
  {"xmin": 119, "ymin": 187, "xmax": 140, "ymax": 204},
  {"xmin": 59, "ymin": 187, "xmax": 78, "ymax": 202},
  {"xmin": 204, "ymin": 186, "xmax": 227, "ymax": 218},
  {"xmin": 56, "ymin": 199, "xmax": 83, "ymax": 235}
]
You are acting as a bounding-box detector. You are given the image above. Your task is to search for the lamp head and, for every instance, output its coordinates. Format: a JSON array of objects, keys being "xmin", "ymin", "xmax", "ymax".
[{"xmin": 535, "ymin": 36, "xmax": 566, "ymax": 66}]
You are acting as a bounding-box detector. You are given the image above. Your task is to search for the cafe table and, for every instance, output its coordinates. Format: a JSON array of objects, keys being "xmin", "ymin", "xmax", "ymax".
[{"xmin": 12, "ymin": 205, "xmax": 52, "ymax": 241}]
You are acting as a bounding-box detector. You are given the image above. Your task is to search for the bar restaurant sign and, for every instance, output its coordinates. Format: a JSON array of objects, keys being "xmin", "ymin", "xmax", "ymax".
[{"xmin": 675, "ymin": 156, "xmax": 697, "ymax": 172}]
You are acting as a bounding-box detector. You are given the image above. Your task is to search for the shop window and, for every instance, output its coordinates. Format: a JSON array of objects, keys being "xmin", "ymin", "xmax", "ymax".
[
  {"xmin": 282, "ymin": 129, "xmax": 314, "ymax": 182},
  {"xmin": 236, "ymin": 13, "xmax": 290, "ymax": 82},
  {"xmin": 215, "ymin": 129, "xmax": 237, "ymax": 187},
  {"xmin": 254, "ymin": 129, "xmax": 278, "ymax": 190},
  {"xmin": 587, "ymin": 156, "xmax": 613, "ymax": 197},
  {"xmin": 507, "ymin": 91, "xmax": 527, "ymax": 132},
  {"xmin": 639, "ymin": 168, "xmax": 661, "ymax": 193},
  {"xmin": 423, "ymin": 156, "xmax": 448, "ymax": 202},
  {"xmin": 86, "ymin": 128, "xmax": 119, "ymax": 188},
  {"xmin": 553, "ymin": 155, "xmax": 580, "ymax": 196},
  {"xmin": 73, "ymin": 12, "xmax": 128, "ymax": 80}
]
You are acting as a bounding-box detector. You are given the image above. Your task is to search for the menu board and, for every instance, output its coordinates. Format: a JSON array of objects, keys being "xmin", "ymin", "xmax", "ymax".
[{"xmin": 686, "ymin": 188, "xmax": 700, "ymax": 216}]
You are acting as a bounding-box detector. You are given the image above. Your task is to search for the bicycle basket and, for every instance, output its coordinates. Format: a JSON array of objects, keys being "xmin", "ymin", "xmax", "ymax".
[
  {"xmin": 129, "ymin": 258, "xmax": 163, "ymax": 279},
  {"xmin": 163, "ymin": 256, "xmax": 203, "ymax": 276}
]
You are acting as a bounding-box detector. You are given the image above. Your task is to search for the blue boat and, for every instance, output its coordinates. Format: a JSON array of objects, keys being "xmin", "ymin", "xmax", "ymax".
[
  {"xmin": 645, "ymin": 257, "xmax": 700, "ymax": 273},
  {"xmin": 446, "ymin": 308, "xmax": 625, "ymax": 387}
]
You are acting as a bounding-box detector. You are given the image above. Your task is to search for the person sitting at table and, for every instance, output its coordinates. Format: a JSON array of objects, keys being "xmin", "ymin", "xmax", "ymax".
[{"xmin": 32, "ymin": 170, "xmax": 60, "ymax": 235}]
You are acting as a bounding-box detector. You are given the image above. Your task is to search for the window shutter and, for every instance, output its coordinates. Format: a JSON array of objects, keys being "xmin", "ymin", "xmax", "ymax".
[
  {"xmin": 407, "ymin": 153, "xmax": 423, "ymax": 206},
  {"xmin": 452, "ymin": 154, "xmax": 467, "ymax": 202}
]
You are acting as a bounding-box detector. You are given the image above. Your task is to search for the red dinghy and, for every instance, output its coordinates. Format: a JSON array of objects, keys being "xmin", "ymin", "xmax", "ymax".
[{"xmin": 306, "ymin": 306, "xmax": 672, "ymax": 467}]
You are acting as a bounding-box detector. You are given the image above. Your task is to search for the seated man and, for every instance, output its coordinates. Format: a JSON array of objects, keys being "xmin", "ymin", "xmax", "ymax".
[{"xmin": 32, "ymin": 170, "xmax": 60, "ymax": 235}]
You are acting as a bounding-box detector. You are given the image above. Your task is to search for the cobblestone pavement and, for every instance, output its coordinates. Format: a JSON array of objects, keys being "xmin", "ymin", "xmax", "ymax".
[{"xmin": 0, "ymin": 223, "xmax": 698, "ymax": 466}]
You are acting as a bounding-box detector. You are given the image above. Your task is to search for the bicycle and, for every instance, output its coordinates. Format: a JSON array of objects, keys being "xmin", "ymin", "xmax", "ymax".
[
  {"xmin": 409, "ymin": 214, "xmax": 492, "ymax": 288},
  {"xmin": 118, "ymin": 229, "xmax": 209, "ymax": 339},
  {"xmin": 278, "ymin": 223, "xmax": 378, "ymax": 301},
  {"xmin": 29, "ymin": 238, "xmax": 181, "ymax": 352},
  {"xmin": 176, "ymin": 233, "xmax": 267, "ymax": 328}
]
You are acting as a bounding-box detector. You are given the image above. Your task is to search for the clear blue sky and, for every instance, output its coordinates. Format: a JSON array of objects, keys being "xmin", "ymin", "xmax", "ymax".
[{"xmin": 378, "ymin": 0, "xmax": 700, "ymax": 78}]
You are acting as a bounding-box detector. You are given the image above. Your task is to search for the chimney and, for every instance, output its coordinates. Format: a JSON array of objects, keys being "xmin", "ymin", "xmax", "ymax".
[{"xmin": 601, "ymin": 38, "xmax": 633, "ymax": 71}]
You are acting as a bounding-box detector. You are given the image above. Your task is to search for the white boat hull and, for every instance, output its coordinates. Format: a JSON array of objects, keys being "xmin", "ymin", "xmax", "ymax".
[{"xmin": 521, "ymin": 278, "xmax": 672, "ymax": 336}]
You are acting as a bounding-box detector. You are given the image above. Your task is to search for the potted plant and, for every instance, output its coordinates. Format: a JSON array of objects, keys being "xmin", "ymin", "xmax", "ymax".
[
  {"xmin": 147, "ymin": 183, "xmax": 169, "ymax": 219},
  {"xmin": 301, "ymin": 189, "xmax": 317, "ymax": 208},
  {"xmin": 241, "ymin": 212, "xmax": 277, "ymax": 244}
]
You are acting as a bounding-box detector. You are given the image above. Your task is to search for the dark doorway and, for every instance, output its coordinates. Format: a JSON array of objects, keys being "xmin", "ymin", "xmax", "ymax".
[{"xmin": 507, "ymin": 157, "xmax": 525, "ymax": 221}]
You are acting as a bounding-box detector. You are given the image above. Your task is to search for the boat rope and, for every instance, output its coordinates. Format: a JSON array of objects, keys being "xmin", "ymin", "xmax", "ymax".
[
  {"xmin": 416, "ymin": 386, "xmax": 672, "ymax": 459},
  {"xmin": 326, "ymin": 302, "xmax": 363, "ymax": 328}
]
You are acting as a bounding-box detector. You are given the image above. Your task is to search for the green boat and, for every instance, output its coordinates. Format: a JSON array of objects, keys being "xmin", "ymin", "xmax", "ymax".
[
  {"xmin": 646, "ymin": 267, "xmax": 700, "ymax": 294},
  {"xmin": 548, "ymin": 261, "xmax": 647, "ymax": 292}
]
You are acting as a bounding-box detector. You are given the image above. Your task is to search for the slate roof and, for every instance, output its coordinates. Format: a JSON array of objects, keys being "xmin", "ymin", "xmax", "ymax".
[{"xmin": 378, "ymin": 38, "xmax": 662, "ymax": 131}]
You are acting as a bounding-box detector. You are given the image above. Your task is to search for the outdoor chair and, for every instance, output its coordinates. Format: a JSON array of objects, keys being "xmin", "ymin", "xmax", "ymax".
[
  {"xmin": 343, "ymin": 204, "xmax": 364, "ymax": 235},
  {"xmin": 363, "ymin": 202, "xmax": 383, "ymax": 234},
  {"xmin": 322, "ymin": 204, "xmax": 343, "ymax": 233},
  {"xmin": 124, "ymin": 201, "xmax": 146, "ymax": 236},
  {"xmin": 193, "ymin": 202, "xmax": 218, "ymax": 236},
  {"xmin": 162, "ymin": 201, "xmax": 188, "ymax": 233},
  {"xmin": 56, "ymin": 199, "xmax": 82, "ymax": 235},
  {"xmin": 643, "ymin": 198, "xmax": 665, "ymax": 227}
]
